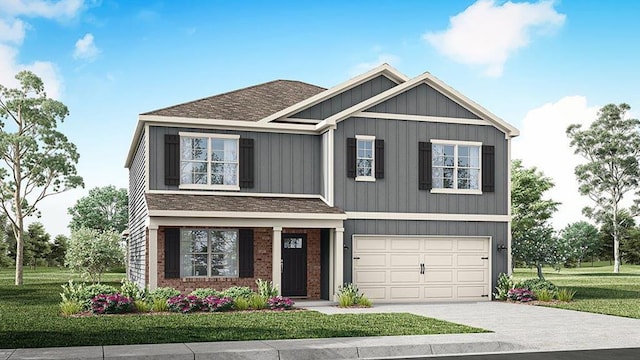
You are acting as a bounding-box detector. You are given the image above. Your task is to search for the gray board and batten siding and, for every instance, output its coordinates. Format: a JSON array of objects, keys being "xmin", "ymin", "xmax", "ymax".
[
  {"xmin": 287, "ymin": 75, "xmax": 397, "ymax": 120},
  {"xmin": 334, "ymin": 117, "xmax": 508, "ymax": 215},
  {"xmin": 342, "ymin": 219, "xmax": 509, "ymax": 288},
  {"xmin": 128, "ymin": 134, "xmax": 148, "ymax": 288},
  {"xmin": 365, "ymin": 83, "xmax": 481, "ymax": 119},
  {"xmin": 149, "ymin": 126, "xmax": 322, "ymax": 194}
]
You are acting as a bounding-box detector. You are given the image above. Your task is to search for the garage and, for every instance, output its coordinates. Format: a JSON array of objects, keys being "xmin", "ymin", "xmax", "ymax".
[{"xmin": 352, "ymin": 235, "xmax": 491, "ymax": 302}]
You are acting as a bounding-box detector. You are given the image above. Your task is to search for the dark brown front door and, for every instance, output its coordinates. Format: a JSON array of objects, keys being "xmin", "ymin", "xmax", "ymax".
[{"xmin": 282, "ymin": 234, "xmax": 307, "ymax": 297}]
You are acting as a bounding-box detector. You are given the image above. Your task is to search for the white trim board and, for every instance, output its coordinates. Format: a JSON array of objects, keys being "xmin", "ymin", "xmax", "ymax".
[
  {"xmin": 146, "ymin": 190, "xmax": 324, "ymax": 198},
  {"xmin": 148, "ymin": 216, "xmax": 344, "ymax": 229},
  {"xmin": 148, "ymin": 210, "xmax": 347, "ymax": 220},
  {"xmin": 354, "ymin": 112, "xmax": 490, "ymax": 126},
  {"xmin": 345, "ymin": 212, "xmax": 509, "ymax": 222}
]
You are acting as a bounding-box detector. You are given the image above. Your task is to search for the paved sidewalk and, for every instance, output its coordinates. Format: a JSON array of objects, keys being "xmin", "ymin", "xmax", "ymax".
[{"xmin": 3, "ymin": 302, "xmax": 640, "ymax": 359}]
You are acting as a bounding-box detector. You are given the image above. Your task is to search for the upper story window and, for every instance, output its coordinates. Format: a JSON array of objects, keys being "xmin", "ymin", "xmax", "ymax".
[
  {"xmin": 431, "ymin": 140, "xmax": 481, "ymax": 194},
  {"xmin": 179, "ymin": 132, "xmax": 239, "ymax": 190},
  {"xmin": 356, "ymin": 135, "xmax": 375, "ymax": 182}
]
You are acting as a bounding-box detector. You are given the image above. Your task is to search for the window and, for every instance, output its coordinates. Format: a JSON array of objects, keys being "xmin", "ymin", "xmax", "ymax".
[
  {"xmin": 180, "ymin": 229, "xmax": 238, "ymax": 277},
  {"xmin": 356, "ymin": 135, "xmax": 375, "ymax": 181},
  {"xmin": 180, "ymin": 132, "xmax": 239, "ymax": 190},
  {"xmin": 432, "ymin": 140, "xmax": 481, "ymax": 193}
]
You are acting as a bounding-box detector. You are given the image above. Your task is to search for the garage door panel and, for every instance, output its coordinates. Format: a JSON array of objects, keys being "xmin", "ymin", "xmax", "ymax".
[
  {"xmin": 390, "ymin": 254, "xmax": 420, "ymax": 266},
  {"xmin": 425, "ymin": 287, "xmax": 454, "ymax": 299},
  {"xmin": 425, "ymin": 254, "xmax": 453, "ymax": 266},
  {"xmin": 390, "ymin": 270, "xmax": 420, "ymax": 283},
  {"xmin": 356, "ymin": 238, "xmax": 387, "ymax": 251},
  {"xmin": 457, "ymin": 254, "xmax": 487, "ymax": 267},
  {"xmin": 425, "ymin": 270, "xmax": 453, "ymax": 283},
  {"xmin": 457, "ymin": 270, "xmax": 487, "ymax": 283},
  {"xmin": 355, "ymin": 271, "xmax": 386, "ymax": 284},
  {"xmin": 360, "ymin": 287, "xmax": 386, "ymax": 300},
  {"xmin": 424, "ymin": 239, "xmax": 454, "ymax": 250},
  {"xmin": 390, "ymin": 287, "xmax": 420, "ymax": 299},
  {"xmin": 457, "ymin": 239, "xmax": 488, "ymax": 251},
  {"xmin": 355, "ymin": 254, "xmax": 387, "ymax": 267},
  {"xmin": 390, "ymin": 238, "xmax": 421, "ymax": 251},
  {"xmin": 457, "ymin": 286, "xmax": 488, "ymax": 298}
]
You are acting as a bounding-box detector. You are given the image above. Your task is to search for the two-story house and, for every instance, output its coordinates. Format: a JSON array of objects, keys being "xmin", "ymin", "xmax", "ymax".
[{"xmin": 125, "ymin": 64, "xmax": 519, "ymax": 302}]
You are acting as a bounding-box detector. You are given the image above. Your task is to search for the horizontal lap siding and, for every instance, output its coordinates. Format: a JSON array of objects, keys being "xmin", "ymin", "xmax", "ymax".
[
  {"xmin": 149, "ymin": 126, "xmax": 321, "ymax": 194},
  {"xmin": 128, "ymin": 134, "xmax": 148, "ymax": 288},
  {"xmin": 291, "ymin": 75, "xmax": 397, "ymax": 120},
  {"xmin": 334, "ymin": 117, "xmax": 508, "ymax": 215},
  {"xmin": 343, "ymin": 220, "xmax": 508, "ymax": 294}
]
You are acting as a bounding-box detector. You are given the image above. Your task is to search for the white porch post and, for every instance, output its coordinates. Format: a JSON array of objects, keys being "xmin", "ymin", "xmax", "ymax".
[
  {"xmin": 148, "ymin": 225, "xmax": 159, "ymax": 290},
  {"xmin": 272, "ymin": 227, "xmax": 283, "ymax": 295},
  {"xmin": 333, "ymin": 227, "xmax": 344, "ymax": 300}
]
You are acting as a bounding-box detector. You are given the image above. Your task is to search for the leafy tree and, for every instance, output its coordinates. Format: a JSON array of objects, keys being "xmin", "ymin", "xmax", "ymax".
[
  {"xmin": 0, "ymin": 71, "xmax": 83, "ymax": 285},
  {"xmin": 68, "ymin": 186, "xmax": 128, "ymax": 234},
  {"xmin": 65, "ymin": 228, "xmax": 123, "ymax": 283},
  {"xmin": 24, "ymin": 222, "xmax": 50, "ymax": 269},
  {"xmin": 598, "ymin": 209, "xmax": 635, "ymax": 264},
  {"xmin": 567, "ymin": 103, "xmax": 640, "ymax": 273},
  {"xmin": 560, "ymin": 221, "xmax": 601, "ymax": 267},
  {"xmin": 621, "ymin": 228, "xmax": 640, "ymax": 265},
  {"xmin": 48, "ymin": 234, "xmax": 68, "ymax": 267},
  {"xmin": 511, "ymin": 159, "xmax": 560, "ymax": 279}
]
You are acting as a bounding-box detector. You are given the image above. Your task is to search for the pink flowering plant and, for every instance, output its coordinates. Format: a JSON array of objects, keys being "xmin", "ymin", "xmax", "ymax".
[
  {"xmin": 267, "ymin": 296, "xmax": 294, "ymax": 310},
  {"xmin": 507, "ymin": 288, "xmax": 536, "ymax": 302},
  {"xmin": 202, "ymin": 296, "xmax": 234, "ymax": 312},
  {"xmin": 167, "ymin": 294, "xmax": 203, "ymax": 313},
  {"xmin": 90, "ymin": 293, "xmax": 134, "ymax": 314}
]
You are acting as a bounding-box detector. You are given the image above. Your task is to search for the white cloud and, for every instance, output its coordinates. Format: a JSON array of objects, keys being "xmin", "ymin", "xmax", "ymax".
[
  {"xmin": 424, "ymin": 0, "xmax": 565, "ymax": 77},
  {"xmin": 0, "ymin": 44, "xmax": 62, "ymax": 99},
  {"xmin": 0, "ymin": 0, "xmax": 84, "ymax": 19},
  {"xmin": 350, "ymin": 53, "xmax": 400, "ymax": 77},
  {"xmin": 73, "ymin": 33, "xmax": 99, "ymax": 61},
  {"xmin": 0, "ymin": 18, "xmax": 26, "ymax": 44},
  {"xmin": 512, "ymin": 96, "xmax": 599, "ymax": 230}
]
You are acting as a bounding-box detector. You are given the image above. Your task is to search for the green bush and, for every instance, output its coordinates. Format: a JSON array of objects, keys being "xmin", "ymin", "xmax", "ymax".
[
  {"xmin": 222, "ymin": 286, "xmax": 254, "ymax": 300},
  {"xmin": 556, "ymin": 288, "xmax": 576, "ymax": 302},
  {"xmin": 337, "ymin": 283, "xmax": 373, "ymax": 307},
  {"xmin": 134, "ymin": 300, "xmax": 151, "ymax": 312},
  {"xmin": 151, "ymin": 298, "xmax": 168, "ymax": 312},
  {"xmin": 515, "ymin": 278, "xmax": 558, "ymax": 294},
  {"xmin": 535, "ymin": 288, "xmax": 554, "ymax": 302},
  {"xmin": 493, "ymin": 273, "xmax": 514, "ymax": 300},
  {"xmin": 337, "ymin": 294, "xmax": 355, "ymax": 308},
  {"xmin": 233, "ymin": 297, "xmax": 250, "ymax": 311},
  {"xmin": 61, "ymin": 281, "xmax": 118, "ymax": 309},
  {"xmin": 148, "ymin": 287, "xmax": 180, "ymax": 301},
  {"xmin": 190, "ymin": 288, "xmax": 221, "ymax": 298},
  {"xmin": 358, "ymin": 295, "xmax": 373, "ymax": 308},
  {"xmin": 256, "ymin": 279, "xmax": 278, "ymax": 298},
  {"xmin": 120, "ymin": 279, "xmax": 147, "ymax": 301},
  {"xmin": 249, "ymin": 294, "xmax": 267, "ymax": 309},
  {"xmin": 59, "ymin": 300, "xmax": 84, "ymax": 316}
]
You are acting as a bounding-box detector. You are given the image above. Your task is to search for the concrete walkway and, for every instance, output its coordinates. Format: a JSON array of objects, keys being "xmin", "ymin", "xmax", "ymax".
[{"xmin": 3, "ymin": 302, "xmax": 640, "ymax": 359}]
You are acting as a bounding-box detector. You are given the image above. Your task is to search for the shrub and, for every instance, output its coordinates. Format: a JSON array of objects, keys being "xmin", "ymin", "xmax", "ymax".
[
  {"xmin": 120, "ymin": 279, "xmax": 147, "ymax": 301},
  {"xmin": 535, "ymin": 288, "xmax": 554, "ymax": 302},
  {"xmin": 83, "ymin": 284, "xmax": 119, "ymax": 306},
  {"xmin": 267, "ymin": 296, "xmax": 294, "ymax": 310},
  {"xmin": 151, "ymin": 298, "xmax": 168, "ymax": 312},
  {"xmin": 134, "ymin": 300, "xmax": 151, "ymax": 312},
  {"xmin": 149, "ymin": 287, "xmax": 181, "ymax": 301},
  {"xmin": 337, "ymin": 283, "xmax": 372, "ymax": 307},
  {"xmin": 338, "ymin": 294, "xmax": 355, "ymax": 308},
  {"xmin": 167, "ymin": 294, "xmax": 202, "ymax": 313},
  {"xmin": 60, "ymin": 280, "xmax": 86, "ymax": 303},
  {"xmin": 249, "ymin": 294, "xmax": 267, "ymax": 309},
  {"xmin": 233, "ymin": 297, "xmax": 250, "ymax": 311},
  {"xmin": 222, "ymin": 286, "xmax": 254, "ymax": 300},
  {"xmin": 507, "ymin": 288, "xmax": 536, "ymax": 302},
  {"xmin": 59, "ymin": 300, "xmax": 84, "ymax": 316},
  {"xmin": 493, "ymin": 273, "xmax": 514, "ymax": 300},
  {"xmin": 515, "ymin": 278, "xmax": 558, "ymax": 294},
  {"xmin": 556, "ymin": 288, "xmax": 576, "ymax": 302},
  {"xmin": 358, "ymin": 295, "xmax": 373, "ymax": 308},
  {"xmin": 190, "ymin": 288, "xmax": 221, "ymax": 299},
  {"xmin": 256, "ymin": 279, "xmax": 278, "ymax": 298},
  {"xmin": 202, "ymin": 296, "xmax": 234, "ymax": 312},
  {"xmin": 91, "ymin": 293, "xmax": 134, "ymax": 314},
  {"xmin": 65, "ymin": 228, "xmax": 124, "ymax": 283}
]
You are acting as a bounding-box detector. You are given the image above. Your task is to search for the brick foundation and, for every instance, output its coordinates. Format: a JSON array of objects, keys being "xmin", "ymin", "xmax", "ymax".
[{"xmin": 154, "ymin": 227, "xmax": 322, "ymax": 299}]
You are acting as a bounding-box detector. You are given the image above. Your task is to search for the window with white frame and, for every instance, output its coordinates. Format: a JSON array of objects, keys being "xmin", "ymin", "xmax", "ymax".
[
  {"xmin": 432, "ymin": 141, "xmax": 481, "ymax": 191},
  {"xmin": 356, "ymin": 135, "xmax": 375, "ymax": 181},
  {"xmin": 180, "ymin": 133, "xmax": 239, "ymax": 189},
  {"xmin": 180, "ymin": 229, "xmax": 238, "ymax": 277}
]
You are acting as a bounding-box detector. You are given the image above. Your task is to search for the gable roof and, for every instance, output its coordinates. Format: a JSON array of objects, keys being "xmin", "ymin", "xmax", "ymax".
[{"xmin": 143, "ymin": 80, "xmax": 326, "ymax": 121}]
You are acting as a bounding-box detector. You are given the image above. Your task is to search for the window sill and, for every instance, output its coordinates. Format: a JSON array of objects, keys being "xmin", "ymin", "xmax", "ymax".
[
  {"xmin": 179, "ymin": 184, "xmax": 241, "ymax": 191},
  {"xmin": 181, "ymin": 276, "xmax": 240, "ymax": 281},
  {"xmin": 430, "ymin": 188, "xmax": 482, "ymax": 195},
  {"xmin": 355, "ymin": 176, "xmax": 376, "ymax": 182}
]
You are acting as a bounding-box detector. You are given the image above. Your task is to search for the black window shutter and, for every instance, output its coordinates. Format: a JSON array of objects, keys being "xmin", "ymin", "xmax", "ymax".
[
  {"xmin": 239, "ymin": 138, "xmax": 255, "ymax": 188},
  {"xmin": 238, "ymin": 229, "xmax": 254, "ymax": 278},
  {"xmin": 346, "ymin": 138, "xmax": 356, "ymax": 178},
  {"xmin": 482, "ymin": 145, "xmax": 495, "ymax": 193},
  {"xmin": 375, "ymin": 139, "xmax": 384, "ymax": 179},
  {"xmin": 164, "ymin": 134, "xmax": 180, "ymax": 186},
  {"xmin": 164, "ymin": 228, "xmax": 180, "ymax": 279},
  {"xmin": 419, "ymin": 142, "xmax": 432, "ymax": 190}
]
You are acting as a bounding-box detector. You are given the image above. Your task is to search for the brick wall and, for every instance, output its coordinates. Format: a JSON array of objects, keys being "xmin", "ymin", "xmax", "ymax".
[{"xmin": 154, "ymin": 226, "xmax": 322, "ymax": 299}]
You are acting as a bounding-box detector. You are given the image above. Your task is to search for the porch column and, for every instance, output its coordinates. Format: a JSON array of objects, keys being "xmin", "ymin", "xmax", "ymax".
[
  {"xmin": 148, "ymin": 225, "xmax": 158, "ymax": 290},
  {"xmin": 333, "ymin": 227, "xmax": 344, "ymax": 300},
  {"xmin": 272, "ymin": 227, "xmax": 283, "ymax": 295}
]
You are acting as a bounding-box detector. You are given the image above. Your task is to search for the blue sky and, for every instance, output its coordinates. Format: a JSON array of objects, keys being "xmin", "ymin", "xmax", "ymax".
[{"xmin": 1, "ymin": 0, "xmax": 639, "ymax": 236}]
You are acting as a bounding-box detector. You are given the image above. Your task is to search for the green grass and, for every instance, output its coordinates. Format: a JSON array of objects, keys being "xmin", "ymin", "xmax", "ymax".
[
  {"xmin": 0, "ymin": 267, "xmax": 486, "ymax": 348},
  {"xmin": 513, "ymin": 264, "xmax": 640, "ymax": 318}
]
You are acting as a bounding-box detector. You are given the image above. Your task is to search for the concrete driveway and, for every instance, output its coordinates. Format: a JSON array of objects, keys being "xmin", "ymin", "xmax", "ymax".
[{"xmin": 307, "ymin": 301, "xmax": 640, "ymax": 351}]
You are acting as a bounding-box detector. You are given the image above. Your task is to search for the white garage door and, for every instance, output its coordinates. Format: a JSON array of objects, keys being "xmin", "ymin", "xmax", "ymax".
[{"xmin": 352, "ymin": 236, "xmax": 491, "ymax": 302}]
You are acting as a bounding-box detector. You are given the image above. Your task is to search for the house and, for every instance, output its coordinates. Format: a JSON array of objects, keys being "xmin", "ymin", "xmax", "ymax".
[{"xmin": 125, "ymin": 64, "xmax": 519, "ymax": 302}]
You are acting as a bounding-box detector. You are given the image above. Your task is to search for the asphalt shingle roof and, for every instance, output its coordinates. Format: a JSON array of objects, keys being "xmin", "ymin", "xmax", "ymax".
[
  {"xmin": 145, "ymin": 193, "xmax": 345, "ymax": 215},
  {"xmin": 142, "ymin": 80, "xmax": 326, "ymax": 121}
]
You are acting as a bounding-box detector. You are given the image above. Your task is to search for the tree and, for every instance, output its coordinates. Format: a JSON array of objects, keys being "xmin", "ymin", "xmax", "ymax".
[
  {"xmin": 65, "ymin": 228, "xmax": 123, "ymax": 283},
  {"xmin": 511, "ymin": 159, "xmax": 561, "ymax": 279},
  {"xmin": 0, "ymin": 71, "xmax": 83, "ymax": 285},
  {"xmin": 24, "ymin": 222, "xmax": 50, "ymax": 269},
  {"xmin": 68, "ymin": 186, "xmax": 128, "ymax": 234},
  {"xmin": 560, "ymin": 221, "xmax": 601, "ymax": 267},
  {"xmin": 48, "ymin": 234, "xmax": 68, "ymax": 267},
  {"xmin": 621, "ymin": 227, "xmax": 640, "ymax": 265},
  {"xmin": 567, "ymin": 103, "xmax": 640, "ymax": 273}
]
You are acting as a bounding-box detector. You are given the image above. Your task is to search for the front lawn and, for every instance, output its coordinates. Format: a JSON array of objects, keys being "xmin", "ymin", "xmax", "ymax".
[
  {"xmin": 513, "ymin": 264, "xmax": 640, "ymax": 318},
  {"xmin": 0, "ymin": 268, "xmax": 487, "ymax": 349}
]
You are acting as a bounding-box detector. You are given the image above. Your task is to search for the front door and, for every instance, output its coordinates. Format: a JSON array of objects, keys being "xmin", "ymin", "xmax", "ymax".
[{"xmin": 281, "ymin": 234, "xmax": 307, "ymax": 297}]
